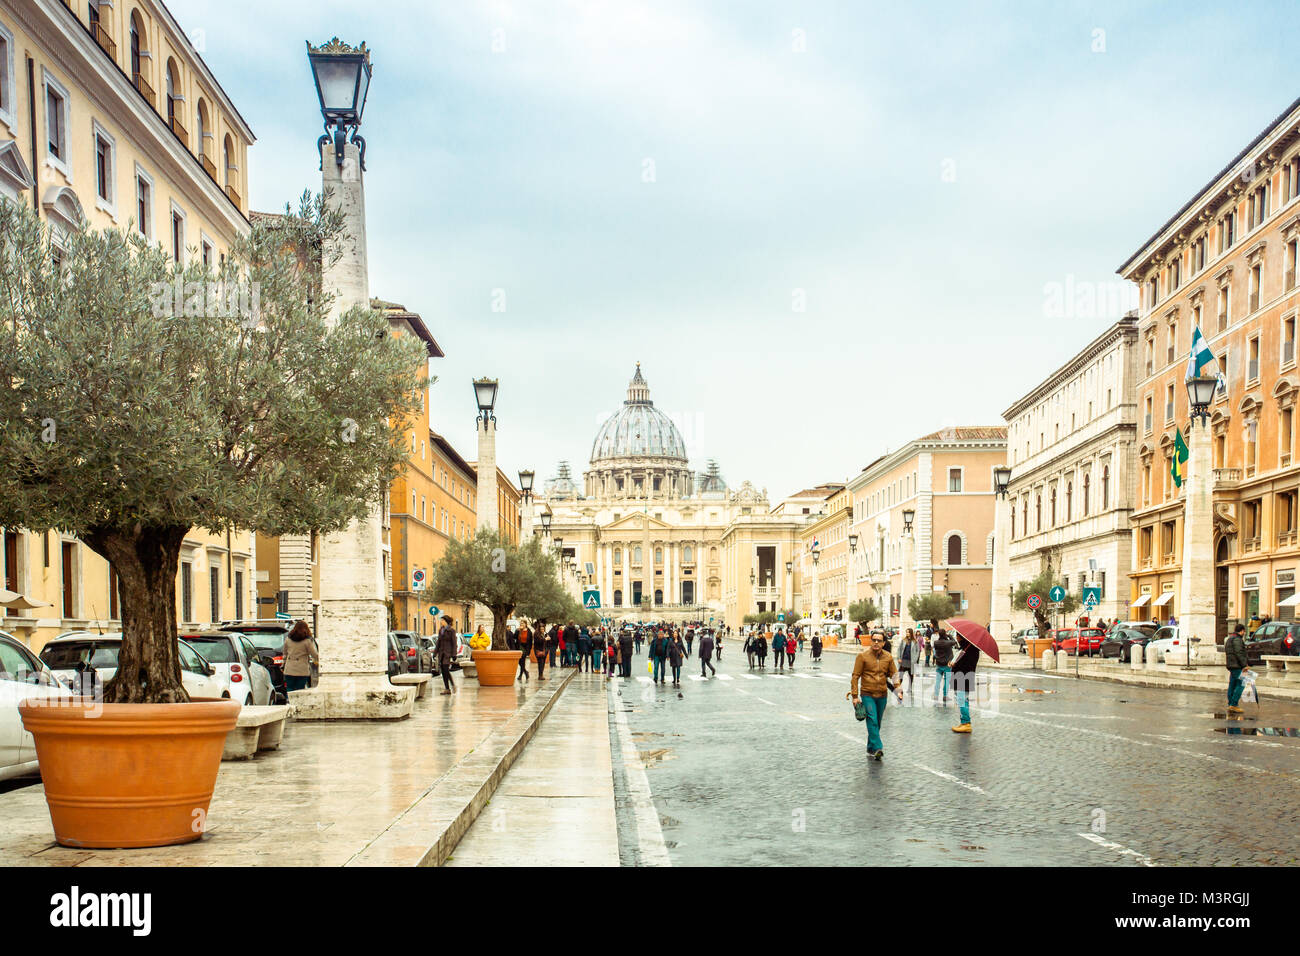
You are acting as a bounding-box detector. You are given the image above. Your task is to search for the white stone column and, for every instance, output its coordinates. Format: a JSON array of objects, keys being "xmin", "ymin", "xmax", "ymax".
[
  {"xmin": 990, "ymin": 493, "xmax": 1012, "ymax": 640},
  {"xmin": 900, "ymin": 532, "xmax": 913, "ymax": 632},
  {"xmin": 294, "ymin": 138, "xmax": 413, "ymax": 720},
  {"xmin": 622, "ymin": 542, "xmax": 630, "ymax": 609},
  {"xmin": 1179, "ymin": 419, "xmax": 1216, "ymax": 646},
  {"xmin": 472, "ymin": 418, "xmax": 498, "ymax": 635}
]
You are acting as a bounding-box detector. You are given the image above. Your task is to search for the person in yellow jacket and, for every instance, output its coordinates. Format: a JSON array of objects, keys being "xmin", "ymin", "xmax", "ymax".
[{"xmin": 850, "ymin": 633, "xmax": 902, "ymax": 761}]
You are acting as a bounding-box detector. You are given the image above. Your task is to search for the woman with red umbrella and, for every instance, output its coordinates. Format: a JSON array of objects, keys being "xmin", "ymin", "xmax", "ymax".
[{"xmin": 945, "ymin": 619, "xmax": 1000, "ymax": 734}]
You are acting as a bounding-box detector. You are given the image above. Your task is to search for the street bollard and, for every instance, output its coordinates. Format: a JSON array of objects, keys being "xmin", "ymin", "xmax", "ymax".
[
  {"xmin": 1041, "ymin": 648, "xmax": 1055, "ymax": 671},
  {"xmin": 1145, "ymin": 643, "xmax": 1160, "ymax": 668},
  {"xmin": 1056, "ymin": 650, "xmax": 1071, "ymax": 672},
  {"xmin": 1130, "ymin": 645, "xmax": 1145, "ymax": 671}
]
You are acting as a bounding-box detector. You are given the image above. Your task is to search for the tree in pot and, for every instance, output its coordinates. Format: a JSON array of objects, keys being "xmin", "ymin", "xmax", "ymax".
[
  {"xmin": 848, "ymin": 598, "xmax": 881, "ymax": 632},
  {"xmin": 907, "ymin": 593, "xmax": 958, "ymax": 631},
  {"xmin": 0, "ymin": 198, "xmax": 424, "ymax": 845}
]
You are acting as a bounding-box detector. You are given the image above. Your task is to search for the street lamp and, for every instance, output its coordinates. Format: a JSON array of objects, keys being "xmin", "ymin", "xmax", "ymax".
[
  {"xmin": 518, "ymin": 469, "xmax": 534, "ymax": 502},
  {"xmin": 902, "ymin": 508, "xmax": 915, "ymax": 533},
  {"xmin": 900, "ymin": 508, "xmax": 915, "ymax": 633},
  {"xmin": 990, "ymin": 464, "xmax": 1013, "ymax": 643},
  {"xmin": 993, "ymin": 465, "xmax": 1012, "ymax": 498},
  {"xmin": 849, "ymin": 533, "xmax": 858, "ymax": 553},
  {"xmin": 307, "ymin": 38, "xmax": 372, "ymax": 169},
  {"xmin": 811, "ymin": 547, "xmax": 821, "ymax": 638},
  {"xmin": 1187, "ymin": 375, "xmax": 1217, "ymax": 427},
  {"xmin": 539, "ymin": 509, "xmax": 552, "ymax": 534},
  {"xmin": 473, "ymin": 378, "xmax": 499, "ymax": 425}
]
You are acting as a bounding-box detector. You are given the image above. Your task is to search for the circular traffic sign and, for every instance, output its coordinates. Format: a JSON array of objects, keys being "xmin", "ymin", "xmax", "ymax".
[
  {"xmin": 1049, "ymin": 586, "xmax": 1066, "ymax": 603},
  {"xmin": 1027, "ymin": 594, "xmax": 1042, "ymax": 610},
  {"xmin": 413, "ymin": 568, "xmax": 426, "ymax": 586}
]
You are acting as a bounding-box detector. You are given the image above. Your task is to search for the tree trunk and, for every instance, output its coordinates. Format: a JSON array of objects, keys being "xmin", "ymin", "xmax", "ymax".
[
  {"xmin": 82, "ymin": 524, "xmax": 191, "ymax": 704},
  {"xmin": 491, "ymin": 606, "xmax": 511, "ymax": 651}
]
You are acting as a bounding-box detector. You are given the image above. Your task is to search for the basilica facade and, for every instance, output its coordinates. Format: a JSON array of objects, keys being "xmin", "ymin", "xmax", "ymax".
[{"xmin": 537, "ymin": 365, "xmax": 807, "ymax": 626}]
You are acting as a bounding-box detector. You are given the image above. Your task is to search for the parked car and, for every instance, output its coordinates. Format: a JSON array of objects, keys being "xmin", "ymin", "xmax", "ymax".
[
  {"xmin": 1244, "ymin": 621, "xmax": 1300, "ymax": 665},
  {"xmin": 1011, "ymin": 627, "xmax": 1039, "ymax": 653},
  {"xmin": 1100, "ymin": 627, "xmax": 1152, "ymax": 662},
  {"xmin": 220, "ymin": 620, "xmax": 316, "ymax": 688},
  {"xmin": 1051, "ymin": 627, "xmax": 1107, "ymax": 656},
  {"xmin": 1107, "ymin": 620, "xmax": 1158, "ymax": 637},
  {"xmin": 391, "ymin": 630, "xmax": 427, "ymax": 673},
  {"xmin": 179, "ymin": 630, "xmax": 276, "ymax": 706},
  {"xmin": 1147, "ymin": 626, "xmax": 1185, "ymax": 663},
  {"xmin": 387, "ymin": 632, "xmax": 410, "ymax": 678},
  {"xmin": 0, "ymin": 631, "xmax": 74, "ymax": 782},
  {"xmin": 235, "ymin": 631, "xmax": 289, "ymax": 701},
  {"xmin": 39, "ymin": 634, "xmax": 231, "ymax": 700}
]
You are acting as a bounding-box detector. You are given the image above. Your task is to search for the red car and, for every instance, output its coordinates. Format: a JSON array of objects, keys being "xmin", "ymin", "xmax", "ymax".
[{"xmin": 1051, "ymin": 627, "xmax": 1107, "ymax": 656}]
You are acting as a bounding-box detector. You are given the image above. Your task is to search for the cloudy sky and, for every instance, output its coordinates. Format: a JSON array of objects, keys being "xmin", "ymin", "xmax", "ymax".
[{"xmin": 173, "ymin": 0, "xmax": 1298, "ymax": 499}]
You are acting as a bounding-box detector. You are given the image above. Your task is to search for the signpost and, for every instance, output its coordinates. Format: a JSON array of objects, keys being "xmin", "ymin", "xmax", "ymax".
[
  {"xmin": 275, "ymin": 611, "xmax": 292, "ymax": 621},
  {"xmin": 582, "ymin": 589, "xmax": 601, "ymax": 610}
]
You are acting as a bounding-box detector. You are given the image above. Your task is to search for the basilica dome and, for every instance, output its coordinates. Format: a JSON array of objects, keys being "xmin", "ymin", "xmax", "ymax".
[{"xmin": 590, "ymin": 364, "xmax": 688, "ymax": 464}]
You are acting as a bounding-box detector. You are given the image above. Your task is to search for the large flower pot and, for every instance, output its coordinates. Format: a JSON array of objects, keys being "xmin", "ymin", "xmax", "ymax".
[
  {"xmin": 471, "ymin": 649, "xmax": 519, "ymax": 686},
  {"xmin": 18, "ymin": 698, "xmax": 240, "ymax": 849}
]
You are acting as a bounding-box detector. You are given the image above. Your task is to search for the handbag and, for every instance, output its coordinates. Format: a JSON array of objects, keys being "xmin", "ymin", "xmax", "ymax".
[{"xmin": 853, "ymin": 698, "xmax": 868, "ymax": 721}]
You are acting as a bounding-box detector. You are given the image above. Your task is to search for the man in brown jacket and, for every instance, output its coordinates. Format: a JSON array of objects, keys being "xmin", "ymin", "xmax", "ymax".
[{"xmin": 850, "ymin": 633, "xmax": 902, "ymax": 761}]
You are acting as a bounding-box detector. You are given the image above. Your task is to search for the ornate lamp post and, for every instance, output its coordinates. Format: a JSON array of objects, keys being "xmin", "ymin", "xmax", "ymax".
[
  {"xmin": 900, "ymin": 508, "xmax": 915, "ymax": 633},
  {"xmin": 1181, "ymin": 375, "xmax": 1220, "ymax": 657},
  {"xmin": 990, "ymin": 464, "xmax": 1013, "ymax": 642},
  {"xmin": 785, "ymin": 559, "xmax": 794, "ymax": 623},
  {"xmin": 811, "ymin": 546, "xmax": 822, "ymax": 642},
  {"xmin": 296, "ymin": 38, "xmax": 413, "ymax": 720},
  {"xmin": 518, "ymin": 469, "xmax": 535, "ymax": 539},
  {"xmin": 848, "ymin": 532, "xmax": 859, "ymax": 621},
  {"xmin": 471, "ymin": 377, "xmax": 499, "ymax": 634},
  {"xmin": 750, "ymin": 568, "xmax": 757, "ymax": 620}
]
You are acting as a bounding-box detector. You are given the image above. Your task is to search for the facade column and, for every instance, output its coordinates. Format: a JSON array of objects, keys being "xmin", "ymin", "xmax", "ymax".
[
  {"xmin": 1179, "ymin": 419, "xmax": 1216, "ymax": 654},
  {"xmin": 622, "ymin": 541, "xmax": 631, "ymax": 609},
  {"xmin": 990, "ymin": 493, "xmax": 1012, "ymax": 640},
  {"xmin": 295, "ymin": 137, "xmax": 413, "ymax": 720}
]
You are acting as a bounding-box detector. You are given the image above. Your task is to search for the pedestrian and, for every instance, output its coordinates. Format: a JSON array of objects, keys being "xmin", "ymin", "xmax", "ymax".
[
  {"xmin": 951, "ymin": 633, "xmax": 981, "ymax": 733},
  {"xmin": 715, "ymin": 629, "xmax": 723, "ymax": 660},
  {"xmin": 619, "ymin": 628, "xmax": 634, "ymax": 677},
  {"xmin": 548, "ymin": 623, "xmax": 560, "ymax": 668},
  {"xmin": 755, "ymin": 631, "xmax": 768, "ymax": 669},
  {"xmin": 436, "ymin": 614, "xmax": 460, "ymax": 694},
  {"xmin": 634, "ymin": 629, "xmax": 643, "ymax": 654},
  {"xmin": 667, "ymin": 633, "xmax": 685, "ymax": 687},
  {"xmin": 897, "ymin": 628, "xmax": 918, "ymax": 695},
  {"xmin": 744, "ymin": 632, "xmax": 755, "ymax": 669},
  {"xmin": 534, "ymin": 623, "xmax": 550, "ymax": 680},
  {"xmin": 786, "ymin": 633, "xmax": 797, "ymax": 669},
  {"xmin": 932, "ymin": 628, "xmax": 957, "ymax": 703},
  {"xmin": 850, "ymin": 632, "xmax": 902, "ymax": 761},
  {"xmin": 1225, "ymin": 623, "xmax": 1249, "ymax": 714},
  {"xmin": 517, "ymin": 622, "xmax": 532, "ymax": 681},
  {"xmin": 686, "ymin": 628, "xmax": 694, "ymax": 657},
  {"xmin": 577, "ymin": 626, "xmax": 592, "ymax": 673},
  {"xmin": 922, "ymin": 631, "xmax": 932, "ymax": 668},
  {"xmin": 699, "ymin": 629, "xmax": 716, "ymax": 678},
  {"xmin": 811, "ymin": 631, "xmax": 822, "ymax": 663},
  {"xmin": 650, "ymin": 629, "xmax": 670, "ymax": 685},
  {"xmin": 606, "ymin": 633, "xmax": 620, "ymax": 678},
  {"xmin": 592, "ymin": 629, "xmax": 605, "ymax": 673},
  {"xmin": 772, "ymin": 628, "xmax": 785, "ymax": 670},
  {"xmin": 282, "ymin": 620, "xmax": 319, "ymax": 693}
]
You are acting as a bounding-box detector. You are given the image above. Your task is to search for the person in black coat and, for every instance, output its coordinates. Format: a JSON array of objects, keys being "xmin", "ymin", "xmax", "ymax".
[
  {"xmin": 754, "ymin": 633, "xmax": 768, "ymax": 669},
  {"xmin": 951, "ymin": 635, "xmax": 981, "ymax": 733},
  {"xmin": 618, "ymin": 630, "xmax": 635, "ymax": 678},
  {"xmin": 435, "ymin": 615, "xmax": 459, "ymax": 695},
  {"xmin": 699, "ymin": 630, "xmax": 716, "ymax": 678},
  {"xmin": 667, "ymin": 634, "xmax": 686, "ymax": 686}
]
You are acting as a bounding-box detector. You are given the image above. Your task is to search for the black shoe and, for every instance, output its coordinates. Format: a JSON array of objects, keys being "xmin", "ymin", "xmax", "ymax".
[{"xmin": 873, "ymin": 750, "xmax": 884, "ymax": 761}]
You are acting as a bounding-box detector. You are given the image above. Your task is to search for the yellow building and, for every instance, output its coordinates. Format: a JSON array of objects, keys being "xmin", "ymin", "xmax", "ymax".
[
  {"xmin": 421, "ymin": 432, "xmax": 478, "ymax": 633},
  {"xmin": 799, "ymin": 484, "xmax": 851, "ymax": 622},
  {"xmin": 1, "ymin": 0, "xmax": 254, "ymax": 652}
]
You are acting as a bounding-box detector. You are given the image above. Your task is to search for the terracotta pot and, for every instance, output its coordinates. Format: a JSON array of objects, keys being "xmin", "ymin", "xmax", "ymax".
[
  {"xmin": 471, "ymin": 649, "xmax": 519, "ymax": 686},
  {"xmin": 18, "ymin": 698, "xmax": 240, "ymax": 849}
]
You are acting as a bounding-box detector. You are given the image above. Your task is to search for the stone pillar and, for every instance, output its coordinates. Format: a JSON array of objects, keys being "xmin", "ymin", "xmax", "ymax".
[
  {"xmin": 990, "ymin": 494, "xmax": 1012, "ymax": 641},
  {"xmin": 1131, "ymin": 646, "xmax": 1145, "ymax": 671},
  {"xmin": 1179, "ymin": 420, "xmax": 1216, "ymax": 648},
  {"xmin": 900, "ymin": 532, "xmax": 913, "ymax": 632},
  {"xmin": 1041, "ymin": 648, "xmax": 1055, "ymax": 670},
  {"xmin": 294, "ymin": 138, "xmax": 413, "ymax": 720},
  {"xmin": 472, "ymin": 417, "xmax": 498, "ymax": 635}
]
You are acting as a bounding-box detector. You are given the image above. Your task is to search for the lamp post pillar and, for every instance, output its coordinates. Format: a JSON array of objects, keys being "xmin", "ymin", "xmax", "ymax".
[
  {"xmin": 1179, "ymin": 418, "xmax": 1217, "ymax": 656},
  {"xmin": 472, "ymin": 416, "xmax": 498, "ymax": 635},
  {"xmin": 295, "ymin": 129, "xmax": 413, "ymax": 720},
  {"xmin": 900, "ymin": 532, "xmax": 912, "ymax": 634},
  {"xmin": 990, "ymin": 469, "xmax": 1013, "ymax": 642}
]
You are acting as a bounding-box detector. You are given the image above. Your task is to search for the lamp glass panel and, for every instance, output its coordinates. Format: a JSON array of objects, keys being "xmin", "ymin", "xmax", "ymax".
[
  {"xmin": 313, "ymin": 58, "xmax": 360, "ymax": 112},
  {"xmin": 473, "ymin": 379, "xmax": 498, "ymax": 412},
  {"xmin": 354, "ymin": 63, "xmax": 370, "ymax": 119}
]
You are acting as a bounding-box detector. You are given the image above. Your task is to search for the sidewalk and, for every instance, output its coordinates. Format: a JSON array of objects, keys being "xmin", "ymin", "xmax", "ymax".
[
  {"xmin": 446, "ymin": 672, "xmax": 617, "ymax": 867},
  {"xmin": 0, "ymin": 668, "xmax": 574, "ymax": 867}
]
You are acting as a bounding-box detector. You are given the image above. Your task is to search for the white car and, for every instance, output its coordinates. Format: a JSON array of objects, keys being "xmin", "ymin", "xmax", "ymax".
[
  {"xmin": 1148, "ymin": 626, "xmax": 1187, "ymax": 663},
  {"xmin": 178, "ymin": 630, "xmax": 275, "ymax": 706},
  {"xmin": 0, "ymin": 631, "xmax": 74, "ymax": 782},
  {"xmin": 39, "ymin": 634, "xmax": 232, "ymax": 701}
]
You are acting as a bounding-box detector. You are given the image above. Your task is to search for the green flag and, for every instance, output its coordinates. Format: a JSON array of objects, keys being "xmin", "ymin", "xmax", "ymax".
[{"xmin": 1171, "ymin": 428, "xmax": 1189, "ymax": 488}]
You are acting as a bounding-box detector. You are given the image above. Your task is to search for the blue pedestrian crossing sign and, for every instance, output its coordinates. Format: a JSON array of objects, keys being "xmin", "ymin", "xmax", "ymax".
[
  {"xmin": 777, "ymin": 612, "xmax": 785, "ymax": 621},
  {"xmin": 1082, "ymin": 586, "xmax": 1101, "ymax": 608},
  {"xmin": 583, "ymin": 590, "xmax": 601, "ymax": 609},
  {"xmin": 1048, "ymin": 585, "xmax": 1066, "ymax": 603}
]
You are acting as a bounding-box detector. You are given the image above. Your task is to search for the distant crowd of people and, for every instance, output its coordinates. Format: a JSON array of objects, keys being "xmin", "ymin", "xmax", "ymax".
[{"xmin": 497, "ymin": 621, "xmax": 728, "ymax": 687}]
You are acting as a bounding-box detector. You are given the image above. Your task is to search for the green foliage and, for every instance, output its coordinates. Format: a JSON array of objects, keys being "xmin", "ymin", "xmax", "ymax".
[
  {"xmin": 907, "ymin": 592, "xmax": 957, "ymax": 626},
  {"xmin": 849, "ymin": 599, "xmax": 880, "ymax": 626},
  {"xmin": 1012, "ymin": 570, "xmax": 1080, "ymax": 631},
  {"xmin": 424, "ymin": 530, "xmax": 566, "ymax": 649}
]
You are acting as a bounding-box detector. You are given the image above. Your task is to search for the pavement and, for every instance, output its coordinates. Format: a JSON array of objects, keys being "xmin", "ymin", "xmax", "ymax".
[{"xmin": 0, "ymin": 667, "xmax": 573, "ymax": 866}]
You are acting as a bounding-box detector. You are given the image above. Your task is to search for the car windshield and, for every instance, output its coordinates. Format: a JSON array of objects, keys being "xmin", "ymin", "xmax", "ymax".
[
  {"xmin": 40, "ymin": 640, "xmax": 120, "ymax": 669},
  {"xmin": 396, "ymin": 635, "xmax": 417, "ymax": 647},
  {"xmin": 245, "ymin": 632, "xmax": 286, "ymax": 652},
  {"xmin": 181, "ymin": 637, "xmax": 238, "ymax": 663}
]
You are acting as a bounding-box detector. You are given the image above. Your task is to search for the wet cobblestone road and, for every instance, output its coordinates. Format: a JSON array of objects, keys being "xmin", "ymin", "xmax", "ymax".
[{"xmin": 605, "ymin": 649, "xmax": 1300, "ymax": 866}]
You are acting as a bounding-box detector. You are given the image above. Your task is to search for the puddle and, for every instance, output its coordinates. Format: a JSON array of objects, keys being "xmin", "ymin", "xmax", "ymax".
[
  {"xmin": 1213, "ymin": 726, "xmax": 1300, "ymax": 737},
  {"xmin": 1206, "ymin": 712, "xmax": 1255, "ymax": 720},
  {"xmin": 659, "ymin": 814, "xmax": 681, "ymax": 828},
  {"xmin": 1011, "ymin": 687, "xmax": 1057, "ymax": 694},
  {"xmin": 638, "ymin": 747, "xmax": 677, "ymax": 767}
]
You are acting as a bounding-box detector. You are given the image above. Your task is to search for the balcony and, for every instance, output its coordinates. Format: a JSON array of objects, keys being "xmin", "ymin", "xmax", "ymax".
[
  {"xmin": 1278, "ymin": 529, "xmax": 1297, "ymax": 549},
  {"xmin": 1141, "ymin": 554, "xmax": 1154, "ymax": 570},
  {"xmin": 1244, "ymin": 535, "xmax": 1261, "ymax": 553},
  {"xmin": 170, "ymin": 115, "xmax": 188, "ymax": 149},
  {"xmin": 226, "ymin": 184, "xmax": 241, "ymax": 210},
  {"xmin": 200, "ymin": 153, "xmax": 218, "ymax": 181},
  {"xmin": 1213, "ymin": 468, "xmax": 1241, "ymax": 486},
  {"xmin": 92, "ymin": 22, "xmax": 116, "ymax": 60},
  {"xmin": 133, "ymin": 71, "xmax": 155, "ymax": 108},
  {"xmin": 1162, "ymin": 551, "xmax": 1176, "ymax": 566}
]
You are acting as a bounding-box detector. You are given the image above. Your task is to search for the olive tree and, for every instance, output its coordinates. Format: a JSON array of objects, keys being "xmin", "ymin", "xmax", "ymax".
[
  {"xmin": 848, "ymin": 599, "xmax": 880, "ymax": 628},
  {"xmin": 1013, "ymin": 571, "xmax": 1080, "ymax": 635},
  {"xmin": 0, "ymin": 196, "xmax": 425, "ymax": 703},
  {"xmin": 908, "ymin": 593, "xmax": 957, "ymax": 629}
]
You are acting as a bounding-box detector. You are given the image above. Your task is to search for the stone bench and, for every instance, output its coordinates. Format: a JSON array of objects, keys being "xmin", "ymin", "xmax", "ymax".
[
  {"xmin": 1261, "ymin": 655, "xmax": 1300, "ymax": 682},
  {"xmin": 391, "ymin": 673, "xmax": 433, "ymax": 699},
  {"xmin": 223, "ymin": 704, "xmax": 292, "ymax": 761}
]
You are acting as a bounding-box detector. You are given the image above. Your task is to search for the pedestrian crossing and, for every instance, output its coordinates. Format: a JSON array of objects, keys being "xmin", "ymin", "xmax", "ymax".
[{"xmin": 615, "ymin": 671, "xmax": 851, "ymax": 685}]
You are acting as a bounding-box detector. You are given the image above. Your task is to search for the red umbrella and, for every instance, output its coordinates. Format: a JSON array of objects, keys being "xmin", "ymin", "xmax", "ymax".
[{"xmin": 944, "ymin": 619, "xmax": 1000, "ymax": 663}]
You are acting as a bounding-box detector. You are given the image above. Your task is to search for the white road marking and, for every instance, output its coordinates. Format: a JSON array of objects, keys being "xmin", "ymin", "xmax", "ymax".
[
  {"xmin": 609, "ymin": 683, "xmax": 671, "ymax": 867},
  {"xmin": 794, "ymin": 674, "xmax": 814, "ymax": 679},
  {"xmin": 636, "ymin": 676, "xmax": 651, "ymax": 684},
  {"xmin": 688, "ymin": 676, "xmax": 705, "ymax": 681},
  {"xmin": 769, "ymin": 674, "xmax": 790, "ymax": 679},
  {"xmin": 790, "ymin": 713, "xmax": 813, "ymax": 721},
  {"xmin": 1077, "ymin": 832, "xmax": 1156, "ymax": 867},
  {"xmin": 739, "ymin": 674, "xmax": 762, "ymax": 680},
  {"xmin": 716, "ymin": 674, "xmax": 734, "ymax": 681},
  {"xmin": 734, "ymin": 688, "xmax": 778, "ymax": 706}
]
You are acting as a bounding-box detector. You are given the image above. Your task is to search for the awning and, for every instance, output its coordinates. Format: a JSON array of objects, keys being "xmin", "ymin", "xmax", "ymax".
[
  {"xmin": 1130, "ymin": 594, "xmax": 1151, "ymax": 607},
  {"xmin": 1152, "ymin": 591, "xmax": 1176, "ymax": 606},
  {"xmin": 1278, "ymin": 592, "xmax": 1300, "ymax": 607}
]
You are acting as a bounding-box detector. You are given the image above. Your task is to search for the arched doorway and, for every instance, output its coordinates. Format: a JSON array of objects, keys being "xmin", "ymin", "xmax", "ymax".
[{"xmin": 1215, "ymin": 536, "xmax": 1231, "ymax": 643}]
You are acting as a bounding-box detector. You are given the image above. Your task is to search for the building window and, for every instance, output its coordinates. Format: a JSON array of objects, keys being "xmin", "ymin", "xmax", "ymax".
[
  {"xmin": 1219, "ymin": 209, "xmax": 1236, "ymax": 252},
  {"xmin": 1065, "ymin": 481, "xmax": 1072, "ymax": 522},
  {"xmin": 0, "ymin": 22, "xmax": 13, "ymax": 123},
  {"xmin": 1249, "ymin": 263, "xmax": 1263, "ymax": 314},
  {"xmin": 1165, "ymin": 382, "xmax": 1175, "ymax": 424},
  {"xmin": 209, "ymin": 565, "xmax": 220, "ymax": 623},
  {"xmin": 654, "ymin": 548, "xmax": 662, "ymax": 564},
  {"xmin": 1049, "ymin": 486, "xmax": 1057, "ymax": 526},
  {"xmin": 170, "ymin": 203, "xmax": 186, "ymax": 263},
  {"xmin": 946, "ymin": 534, "xmax": 962, "ymax": 566},
  {"xmin": 234, "ymin": 569, "xmax": 243, "ymax": 622},
  {"xmin": 135, "ymin": 165, "xmax": 153, "ymax": 238},
  {"xmin": 1248, "ymin": 335, "xmax": 1260, "ymax": 383},
  {"xmin": 60, "ymin": 542, "xmax": 75, "ymax": 619},
  {"xmin": 614, "ymin": 548, "xmax": 621, "ymax": 564},
  {"xmin": 683, "ymin": 546, "xmax": 693, "ymax": 563},
  {"xmin": 181, "ymin": 562, "xmax": 193, "ymax": 622},
  {"xmin": 1082, "ymin": 473, "xmax": 1090, "ymax": 516},
  {"xmin": 948, "ymin": 468, "xmax": 962, "ymax": 493},
  {"xmin": 44, "ymin": 71, "xmax": 69, "ymax": 169},
  {"xmin": 94, "ymin": 125, "xmax": 115, "ymax": 207},
  {"xmin": 201, "ymin": 236, "xmax": 214, "ymax": 270}
]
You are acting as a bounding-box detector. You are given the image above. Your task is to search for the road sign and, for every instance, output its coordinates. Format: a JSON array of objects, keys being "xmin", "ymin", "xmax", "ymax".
[
  {"xmin": 1049, "ymin": 585, "xmax": 1066, "ymax": 603},
  {"xmin": 1027, "ymin": 594, "xmax": 1042, "ymax": 610},
  {"xmin": 1082, "ymin": 585, "xmax": 1101, "ymax": 608},
  {"xmin": 777, "ymin": 612, "xmax": 785, "ymax": 621},
  {"xmin": 274, "ymin": 611, "xmax": 292, "ymax": 621},
  {"xmin": 582, "ymin": 589, "xmax": 601, "ymax": 609},
  {"xmin": 412, "ymin": 568, "xmax": 426, "ymax": 587},
  {"xmin": 428, "ymin": 605, "xmax": 440, "ymax": 616}
]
